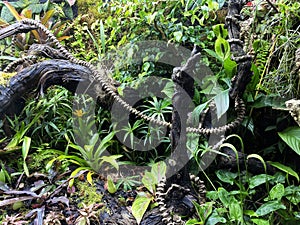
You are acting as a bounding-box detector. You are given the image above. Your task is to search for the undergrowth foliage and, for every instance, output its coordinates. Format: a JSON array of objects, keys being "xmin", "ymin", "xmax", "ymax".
[{"xmin": 0, "ymin": 0, "xmax": 299, "ymax": 224}]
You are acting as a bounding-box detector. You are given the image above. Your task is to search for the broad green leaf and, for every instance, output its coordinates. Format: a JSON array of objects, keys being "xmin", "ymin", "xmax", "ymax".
[
  {"xmin": 151, "ymin": 161, "xmax": 166, "ymax": 183},
  {"xmin": 3, "ymin": 1, "xmax": 22, "ymax": 20},
  {"xmin": 268, "ymin": 161, "xmax": 299, "ymax": 182},
  {"xmin": 284, "ymin": 185, "xmax": 300, "ymax": 205},
  {"xmin": 206, "ymin": 191, "xmax": 218, "ymax": 201},
  {"xmin": 207, "ymin": 1, "xmax": 219, "ymax": 11},
  {"xmin": 229, "ymin": 199, "xmax": 243, "ymax": 222},
  {"xmin": 204, "ymin": 48, "xmax": 223, "ymax": 62},
  {"xmin": 1, "ymin": 6, "xmax": 15, "ymax": 22},
  {"xmin": 213, "ymin": 89, "xmax": 229, "ymax": 119},
  {"xmin": 255, "ymin": 200, "xmax": 286, "ymax": 216},
  {"xmin": 193, "ymin": 201, "xmax": 213, "ymax": 224},
  {"xmin": 213, "ymin": 24, "xmax": 228, "ymax": 38},
  {"xmin": 224, "ymin": 57, "xmax": 237, "ymax": 77},
  {"xmin": 206, "ymin": 210, "xmax": 227, "ymax": 225},
  {"xmin": 142, "ymin": 171, "xmax": 156, "ymax": 194},
  {"xmin": 251, "ymin": 94, "xmax": 284, "ymax": 109},
  {"xmin": 251, "ymin": 218, "xmax": 270, "ymax": 225},
  {"xmin": 162, "ymin": 80, "xmax": 174, "ymax": 99},
  {"xmin": 191, "ymin": 101, "xmax": 210, "ymax": 124},
  {"xmin": 27, "ymin": 3, "xmax": 44, "ymax": 14},
  {"xmin": 243, "ymin": 210, "xmax": 258, "ymax": 217},
  {"xmin": 173, "ymin": 31, "xmax": 183, "ymax": 42},
  {"xmin": 278, "ymin": 127, "xmax": 300, "ymax": 156},
  {"xmin": 215, "ymin": 37, "xmax": 230, "ymax": 61},
  {"xmin": 218, "ymin": 187, "xmax": 232, "ymax": 205},
  {"xmin": 249, "ymin": 174, "xmax": 274, "ymax": 189},
  {"xmin": 216, "ymin": 170, "xmax": 237, "ymax": 185},
  {"xmin": 268, "ymin": 183, "xmax": 285, "ymax": 200},
  {"xmin": 132, "ymin": 195, "xmax": 152, "ymax": 224}
]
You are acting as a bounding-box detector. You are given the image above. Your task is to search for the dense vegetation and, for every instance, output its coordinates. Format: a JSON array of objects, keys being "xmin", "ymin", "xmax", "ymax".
[{"xmin": 0, "ymin": 0, "xmax": 299, "ymax": 224}]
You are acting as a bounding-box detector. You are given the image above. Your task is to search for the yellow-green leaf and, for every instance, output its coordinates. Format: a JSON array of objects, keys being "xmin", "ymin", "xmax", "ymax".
[
  {"xmin": 107, "ymin": 175, "xmax": 117, "ymax": 194},
  {"xmin": 41, "ymin": 9, "xmax": 55, "ymax": 25},
  {"xmin": 87, "ymin": 171, "xmax": 94, "ymax": 185},
  {"xmin": 21, "ymin": 9, "xmax": 32, "ymax": 19},
  {"xmin": 132, "ymin": 195, "xmax": 152, "ymax": 224}
]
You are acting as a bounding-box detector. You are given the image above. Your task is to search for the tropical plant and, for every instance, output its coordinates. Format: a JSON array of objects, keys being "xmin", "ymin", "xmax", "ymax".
[
  {"xmin": 0, "ymin": 1, "xmax": 71, "ymax": 57},
  {"xmin": 131, "ymin": 161, "xmax": 166, "ymax": 224}
]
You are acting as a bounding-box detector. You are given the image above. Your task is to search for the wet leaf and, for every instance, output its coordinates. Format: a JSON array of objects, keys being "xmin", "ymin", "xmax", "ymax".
[
  {"xmin": 206, "ymin": 210, "xmax": 227, "ymax": 225},
  {"xmin": 249, "ymin": 174, "xmax": 274, "ymax": 189},
  {"xmin": 251, "ymin": 218, "xmax": 270, "ymax": 225},
  {"xmin": 256, "ymin": 200, "xmax": 286, "ymax": 216},
  {"xmin": 268, "ymin": 183, "xmax": 285, "ymax": 200},
  {"xmin": 216, "ymin": 170, "xmax": 238, "ymax": 185}
]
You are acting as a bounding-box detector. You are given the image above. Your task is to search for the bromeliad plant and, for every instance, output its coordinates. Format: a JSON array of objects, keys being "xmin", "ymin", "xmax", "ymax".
[
  {"xmin": 0, "ymin": 1, "xmax": 71, "ymax": 55},
  {"xmin": 46, "ymin": 95, "xmax": 122, "ymax": 186}
]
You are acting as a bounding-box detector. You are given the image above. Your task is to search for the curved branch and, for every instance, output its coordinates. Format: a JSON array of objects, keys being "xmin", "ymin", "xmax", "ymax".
[{"xmin": 0, "ymin": 59, "xmax": 112, "ymax": 118}]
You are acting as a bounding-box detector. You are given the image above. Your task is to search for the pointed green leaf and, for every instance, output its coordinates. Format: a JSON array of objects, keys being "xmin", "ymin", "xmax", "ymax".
[
  {"xmin": 151, "ymin": 161, "xmax": 166, "ymax": 183},
  {"xmin": 251, "ymin": 218, "xmax": 270, "ymax": 225},
  {"xmin": 249, "ymin": 174, "xmax": 274, "ymax": 189},
  {"xmin": 255, "ymin": 200, "xmax": 286, "ymax": 216},
  {"xmin": 173, "ymin": 31, "xmax": 183, "ymax": 42},
  {"xmin": 278, "ymin": 127, "xmax": 300, "ymax": 156},
  {"xmin": 132, "ymin": 195, "xmax": 152, "ymax": 224},
  {"xmin": 107, "ymin": 175, "xmax": 117, "ymax": 194},
  {"xmin": 215, "ymin": 37, "xmax": 230, "ymax": 61},
  {"xmin": 268, "ymin": 161, "xmax": 299, "ymax": 182},
  {"xmin": 214, "ymin": 89, "xmax": 229, "ymax": 119},
  {"xmin": 216, "ymin": 170, "xmax": 238, "ymax": 185},
  {"xmin": 142, "ymin": 171, "xmax": 156, "ymax": 194},
  {"xmin": 268, "ymin": 183, "xmax": 285, "ymax": 200}
]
